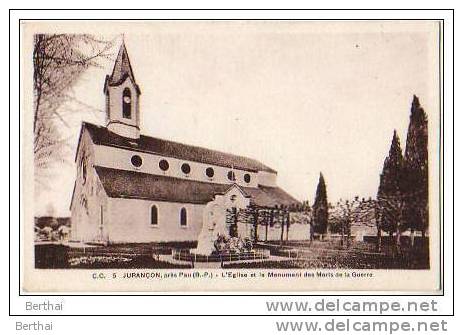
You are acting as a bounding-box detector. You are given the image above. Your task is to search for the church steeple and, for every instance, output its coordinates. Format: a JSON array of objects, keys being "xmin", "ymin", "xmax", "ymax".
[
  {"xmin": 104, "ymin": 41, "xmax": 141, "ymax": 139},
  {"xmin": 105, "ymin": 42, "xmax": 140, "ymax": 90}
]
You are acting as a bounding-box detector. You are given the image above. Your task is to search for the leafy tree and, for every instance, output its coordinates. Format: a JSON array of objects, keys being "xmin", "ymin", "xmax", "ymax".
[
  {"xmin": 376, "ymin": 96, "xmax": 429, "ymax": 251},
  {"xmin": 403, "ymin": 95, "xmax": 428, "ymax": 244},
  {"xmin": 377, "ymin": 130, "xmax": 406, "ymax": 249},
  {"xmin": 312, "ymin": 173, "xmax": 328, "ymax": 235}
]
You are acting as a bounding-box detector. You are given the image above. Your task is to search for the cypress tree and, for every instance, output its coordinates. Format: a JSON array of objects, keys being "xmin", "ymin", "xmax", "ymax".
[
  {"xmin": 377, "ymin": 130, "xmax": 405, "ymax": 243},
  {"xmin": 403, "ymin": 95, "xmax": 428, "ymax": 238},
  {"xmin": 313, "ymin": 173, "xmax": 328, "ymax": 235}
]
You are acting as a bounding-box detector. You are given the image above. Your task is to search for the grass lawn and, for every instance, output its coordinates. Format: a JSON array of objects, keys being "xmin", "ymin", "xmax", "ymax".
[
  {"xmin": 224, "ymin": 252, "xmax": 428, "ymax": 269},
  {"xmin": 68, "ymin": 255, "xmax": 192, "ymax": 269},
  {"xmin": 230, "ymin": 240, "xmax": 429, "ymax": 269},
  {"xmin": 36, "ymin": 240, "xmax": 429, "ymax": 269}
]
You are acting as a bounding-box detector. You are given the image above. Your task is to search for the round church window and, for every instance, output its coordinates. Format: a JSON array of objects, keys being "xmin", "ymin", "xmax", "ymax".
[
  {"xmin": 244, "ymin": 173, "xmax": 251, "ymax": 183},
  {"xmin": 131, "ymin": 155, "xmax": 143, "ymax": 168},
  {"xmin": 181, "ymin": 163, "xmax": 191, "ymax": 174},
  {"xmin": 205, "ymin": 167, "xmax": 214, "ymax": 178},
  {"xmin": 159, "ymin": 159, "xmax": 169, "ymax": 171}
]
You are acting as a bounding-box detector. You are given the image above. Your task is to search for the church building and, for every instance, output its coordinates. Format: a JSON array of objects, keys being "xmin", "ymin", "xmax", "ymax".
[{"xmin": 70, "ymin": 42, "xmax": 299, "ymax": 243}]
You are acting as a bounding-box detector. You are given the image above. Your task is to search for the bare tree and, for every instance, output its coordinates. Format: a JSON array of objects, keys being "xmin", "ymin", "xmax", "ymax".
[
  {"xmin": 33, "ymin": 34, "xmax": 114, "ymax": 190},
  {"xmin": 331, "ymin": 196, "xmax": 376, "ymax": 248},
  {"xmin": 264, "ymin": 209, "xmax": 272, "ymax": 241},
  {"xmin": 278, "ymin": 207, "xmax": 285, "ymax": 246},
  {"xmin": 231, "ymin": 204, "xmax": 305, "ymax": 245}
]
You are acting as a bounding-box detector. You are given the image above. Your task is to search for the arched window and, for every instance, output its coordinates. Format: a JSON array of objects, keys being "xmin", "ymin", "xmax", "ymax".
[
  {"xmin": 244, "ymin": 173, "xmax": 251, "ymax": 183},
  {"xmin": 180, "ymin": 208, "xmax": 187, "ymax": 227},
  {"xmin": 122, "ymin": 88, "xmax": 132, "ymax": 119},
  {"xmin": 227, "ymin": 170, "xmax": 236, "ymax": 181},
  {"xmin": 82, "ymin": 160, "xmax": 87, "ymax": 183},
  {"xmin": 81, "ymin": 156, "xmax": 87, "ymax": 184},
  {"xmin": 151, "ymin": 205, "xmax": 158, "ymax": 226}
]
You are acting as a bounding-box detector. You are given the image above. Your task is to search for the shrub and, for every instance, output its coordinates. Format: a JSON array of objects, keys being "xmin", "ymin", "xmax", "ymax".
[{"xmin": 213, "ymin": 234, "xmax": 253, "ymax": 254}]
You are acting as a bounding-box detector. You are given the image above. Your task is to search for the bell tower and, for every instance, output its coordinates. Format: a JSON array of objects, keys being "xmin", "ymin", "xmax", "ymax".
[{"xmin": 104, "ymin": 41, "xmax": 141, "ymax": 139}]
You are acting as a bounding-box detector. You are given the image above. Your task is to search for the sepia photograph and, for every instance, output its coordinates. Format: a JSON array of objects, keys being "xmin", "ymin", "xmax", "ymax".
[{"xmin": 22, "ymin": 20, "xmax": 441, "ymax": 291}]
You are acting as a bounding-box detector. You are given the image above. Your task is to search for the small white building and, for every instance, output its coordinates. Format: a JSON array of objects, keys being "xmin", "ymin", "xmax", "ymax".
[{"xmin": 70, "ymin": 42, "xmax": 298, "ymax": 244}]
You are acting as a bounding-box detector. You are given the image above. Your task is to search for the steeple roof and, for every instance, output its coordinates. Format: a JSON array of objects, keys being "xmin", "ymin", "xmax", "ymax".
[
  {"xmin": 104, "ymin": 42, "xmax": 141, "ymax": 94},
  {"xmin": 110, "ymin": 42, "xmax": 135, "ymax": 84}
]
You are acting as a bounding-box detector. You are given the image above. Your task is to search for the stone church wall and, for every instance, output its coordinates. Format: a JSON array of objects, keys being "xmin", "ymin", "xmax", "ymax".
[
  {"xmin": 71, "ymin": 130, "xmax": 109, "ymax": 243},
  {"xmin": 106, "ymin": 198, "xmax": 204, "ymax": 243}
]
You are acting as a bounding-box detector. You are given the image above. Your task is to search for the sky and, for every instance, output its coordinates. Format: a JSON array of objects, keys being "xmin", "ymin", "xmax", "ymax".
[{"xmin": 31, "ymin": 21, "xmax": 440, "ymax": 216}]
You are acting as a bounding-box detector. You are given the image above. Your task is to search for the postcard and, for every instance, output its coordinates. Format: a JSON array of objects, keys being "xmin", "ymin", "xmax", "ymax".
[{"xmin": 21, "ymin": 20, "xmax": 442, "ymax": 292}]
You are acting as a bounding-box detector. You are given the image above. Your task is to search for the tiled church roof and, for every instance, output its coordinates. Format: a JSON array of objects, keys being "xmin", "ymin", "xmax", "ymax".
[
  {"xmin": 95, "ymin": 166, "xmax": 298, "ymax": 207},
  {"xmin": 83, "ymin": 122, "xmax": 277, "ymax": 173}
]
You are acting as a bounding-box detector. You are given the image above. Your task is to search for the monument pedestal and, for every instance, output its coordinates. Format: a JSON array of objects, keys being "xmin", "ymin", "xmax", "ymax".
[{"xmin": 193, "ymin": 185, "xmax": 250, "ymax": 256}]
